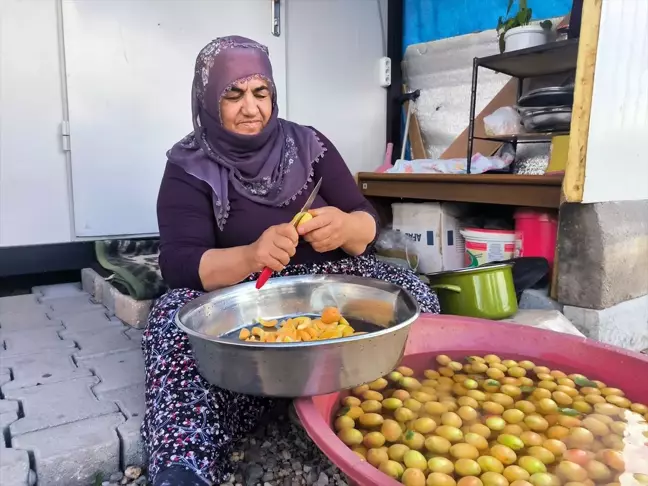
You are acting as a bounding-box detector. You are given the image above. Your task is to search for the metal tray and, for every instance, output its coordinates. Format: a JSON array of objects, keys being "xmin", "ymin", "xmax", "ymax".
[
  {"xmin": 521, "ymin": 105, "xmax": 572, "ymax": 132},
  {"xmin": 518, "ymin": 86, "xmax": 574, "ymax": 108}
]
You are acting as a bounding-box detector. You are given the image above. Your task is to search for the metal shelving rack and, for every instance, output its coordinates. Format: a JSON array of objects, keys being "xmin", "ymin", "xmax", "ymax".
[{"xmin": 466, "ymin": 38, "xmax": 580, "ymax": 173}]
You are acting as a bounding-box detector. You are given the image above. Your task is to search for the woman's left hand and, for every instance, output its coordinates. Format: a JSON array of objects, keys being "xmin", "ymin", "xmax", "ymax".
[{"xmin": 296, "ymin": 206, "xmax": 352, "ymax": 253}]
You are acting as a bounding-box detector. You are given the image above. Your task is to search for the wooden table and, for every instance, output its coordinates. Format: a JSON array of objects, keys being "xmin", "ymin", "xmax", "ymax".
[{"xmin": 357, "ymin": 173, "xmax": 564, "ymax": 209}]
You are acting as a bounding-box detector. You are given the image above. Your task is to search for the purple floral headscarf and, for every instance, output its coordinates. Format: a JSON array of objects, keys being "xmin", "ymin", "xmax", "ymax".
[{"xmin": 167, "ymin": 36, "xmax": 325, "ymax": 230}]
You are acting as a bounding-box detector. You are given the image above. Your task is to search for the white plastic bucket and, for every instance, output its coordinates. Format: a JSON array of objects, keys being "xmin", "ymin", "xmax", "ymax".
[
  {"xmin": 504, "ymin": 25, "xmax": 548, "ymax": 52},
  {"xmin": 460, "ymin": 228, "xmax": 516, "ymax": 267}
]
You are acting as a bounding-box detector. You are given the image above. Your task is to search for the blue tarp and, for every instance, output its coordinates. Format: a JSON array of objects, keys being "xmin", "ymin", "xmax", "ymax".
[{"xmin": 404, "ymin": 0, "xmax": 572, "ymax": 51}]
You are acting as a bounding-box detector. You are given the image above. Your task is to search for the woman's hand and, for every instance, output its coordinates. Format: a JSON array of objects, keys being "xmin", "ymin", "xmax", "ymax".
[
  {"xmin": 298, "ymin": 206, "xmax": 376, "ymax": 256},
  {"xmin": 296, "ymin": 206, "xmax": 352, "ymax": 253},
  {"xmin": 246, "ymin": 223, "xmax": 299, "ymax": 272}
]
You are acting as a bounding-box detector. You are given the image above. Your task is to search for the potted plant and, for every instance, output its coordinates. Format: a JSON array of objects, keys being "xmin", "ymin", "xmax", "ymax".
[{"xmin": 497, "ymin": 0, "xmax": 553, "ymax": 53}]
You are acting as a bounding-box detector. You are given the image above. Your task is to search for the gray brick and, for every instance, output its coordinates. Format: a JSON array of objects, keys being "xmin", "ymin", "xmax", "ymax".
[
  {"xmin": 114, "ymin": 295, "xmax": 152, "ymax": 329},
  {"xmin": 32, "ymin": 282, "xmax": 84, "ymax": 300},
  {"xmin": 97, "ymin": 383, "xmax": 145, "ymax": 419},
  {"xmin": 0, "ymin": 369, "xmax": 11, "ymax": 387},
  {"xmin": 79, "ymin": 349, "xmax": 145, "ymax": 394},
  {"xmin": 0, "ymin": 448, "xmax": 31, "ymax": 486},
  {"xmin": 0, "ymin": 314, "xmax": 62, "ymax": 332},
  {"xmin": 0, "ymin": 310, "xmax": 51, "ymax": 329},
  {"xmin": 5, "ymin": 376, "xmax": 119, "ymax": 436},
  {"xmin": 1, "ymin": 353, "xmax": 91, "ymax": 391},
  {"xmin": 81, "ymin": 268, "xmax": 105, "ymax": 301},
  {"xmin": 101, "ymin": 279, "xmax": 118, "ymax": 315},
  {"xmin": 0, "ymin": 328, "xmax": 76, "ymax": 357},
  {"xmin": 12, "ymin": 413, "xmax": 124, "ymax": 486},
  {"xmin": 0, "ymin": 294, "xmax": 45, "ymax": 314},
  {"xmin": 46, "ymin": 295, "xmax": 105, "ymax": 317},
  {"xmin": 1, "ymin": 411, "xmax": 19, "ymax": 447},
  {"xmin": 68, "ymin": 327, "xmax": 139, "ymax": 359},
  {"xmin": 118, "ymin": 416, "xmax": 146, "ymax": 467},
  {"xmin": 0, "ymin": 399, "xmax": 19, "ymax": 415},
  {"xmin": 59, "ymin": 309, "xmax": 121, "ymax": 332}
]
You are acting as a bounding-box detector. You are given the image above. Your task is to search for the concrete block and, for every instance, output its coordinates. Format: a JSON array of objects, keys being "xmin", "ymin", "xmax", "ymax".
[
  {"xmin": 111, "ymin": 286, "xmax": 152, "ymax": 329},
  {"xmin": 0, "ymin": 448, "xmax": 32, "ymax": 486},
  {"xmin": 81, "ymin": 268, "xmax": 105, "ymax": 301},
  {"xmin": 0, "ymin": 369, "xmax": 11, "ymax": 387},
  {"xmin": 0, "ymin": 314, "xmax": 62, "ymax": 332},
  {"xmin": 519, "ymin": 288, "xmax": 563, "ymax": 312},
  {"xmin": 0, "ymin": 353, "xmax": 91, "ymax": 391},
  {"xmin": 58, "ymin": 309, "xmax": 121, "ymax": 333},
  {"xmin": 117, "ymin": 416, "xmax": 146, "ymax": 467},
  {"xmin": 101, "ymin": 279, "xmax": 118, "ymax": 315},
  {"xmin": 557, "ymin": 200, "xmax": 648, "ymax": 309},
  {"xmin": 32, "ymin": 282, "xmax": 84, "ymax": 301},
  {"xmin": 79, "ymin": 349, "xmax": 145, "ymax": 395},
  {"xmin": 0, "ymin": 328, "xmax": 76, "ymax": 357},
  {"xmin": 564, "ymin": 294, "xmax": 648, "ymax": 351},
  {"xmin": 12, "ymin": 413, "xmax": 124, "ymax": 486},
  {"xmin": 66, "ymin": 327, "xmax": 139, "ymax": 359},
  {"xmin": 5, "ymin": 376, "xmax": 119, "ymax": 436}
]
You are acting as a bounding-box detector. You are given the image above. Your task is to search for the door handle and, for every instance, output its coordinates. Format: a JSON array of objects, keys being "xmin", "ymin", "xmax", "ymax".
[{"xmin": 271, "ymin": 0, "xmax": 280, "ymax": 37}]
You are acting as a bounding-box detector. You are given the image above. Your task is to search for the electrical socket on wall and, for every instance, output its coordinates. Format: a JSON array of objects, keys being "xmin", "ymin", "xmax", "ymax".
[{"xmin": 379, "ymin": 57, "xmax": 391, "ymax": 87}]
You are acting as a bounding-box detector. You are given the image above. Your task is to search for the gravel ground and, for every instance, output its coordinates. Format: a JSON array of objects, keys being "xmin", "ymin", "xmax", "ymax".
[
  {"xmin": 221, "ymin": 401, "xmax": 346, "ymax": 486},
  {"xmin": 101, "ymin": 402, "xmax": 344, "ymax": 486}
]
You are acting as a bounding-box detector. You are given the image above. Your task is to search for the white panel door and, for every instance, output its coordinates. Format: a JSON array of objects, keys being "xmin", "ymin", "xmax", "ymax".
[{"xmin": 62, "ymin": 0, "xmax": 286, "ymax": 237}]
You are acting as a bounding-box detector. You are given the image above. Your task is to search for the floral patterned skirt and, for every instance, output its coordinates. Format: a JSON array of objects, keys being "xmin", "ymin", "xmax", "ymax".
[{"xmin": 141, "ymin": 254, "xmax": 439, "ymax": 484}]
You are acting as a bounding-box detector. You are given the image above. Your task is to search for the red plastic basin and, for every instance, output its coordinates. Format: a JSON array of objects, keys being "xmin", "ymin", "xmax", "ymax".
[{"xmin": 294, "ymin": 314, "xmax": 648, "ymax": 486}]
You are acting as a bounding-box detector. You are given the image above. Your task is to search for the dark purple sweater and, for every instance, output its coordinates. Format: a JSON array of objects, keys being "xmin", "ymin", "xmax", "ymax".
[{"xmin": 157, "ymin": 130, "xmax": 378, "ymax": 290}]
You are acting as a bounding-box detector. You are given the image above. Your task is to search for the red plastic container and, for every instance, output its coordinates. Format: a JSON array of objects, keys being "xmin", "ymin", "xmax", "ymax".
[
  {"xmin": 514, "ymin": 208, "xmax": 558, "ymax": 268},
  {"xmin": 294, "ymin": 315, "xmax": 648, "ymax": 486}
]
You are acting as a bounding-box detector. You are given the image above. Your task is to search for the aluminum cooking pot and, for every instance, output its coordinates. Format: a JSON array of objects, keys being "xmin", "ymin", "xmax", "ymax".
[{"xmin": 175, "ymin": 274, "xmax": 420, "ymax": 397}]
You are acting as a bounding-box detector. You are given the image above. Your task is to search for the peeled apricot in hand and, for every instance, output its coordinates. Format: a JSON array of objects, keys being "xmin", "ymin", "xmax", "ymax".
[
  {"xmin": 291, "ymin": 211, "xmax": 313, "ymax": 226},
  {"xmin": 320, "ymin": 306, "xmax": 341, "ymax": 325}
]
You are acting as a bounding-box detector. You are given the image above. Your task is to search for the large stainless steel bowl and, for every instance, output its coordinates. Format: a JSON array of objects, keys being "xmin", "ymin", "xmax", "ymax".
[{"xmin": 175, "ymin": 274, "xmax": 420, "ymax": 397}]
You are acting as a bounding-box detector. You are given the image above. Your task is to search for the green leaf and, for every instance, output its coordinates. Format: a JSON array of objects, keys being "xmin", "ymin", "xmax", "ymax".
[
  {"xmin": 558, "ymin": 407, "xmax": 581, "ymax": 417},
  {"xmin": 405, "ymin": 429, "xmax": 415, "ymax": 440},
  {"xmin": 574, "ymin": 376, "xmax": 598, "ymax": 388},
  {"xmin": 465, "ymin": 356, "xmax": 476, "ymax": 363},
  {"xmin": 499, "ymin": 33, "xmax": 506, "ymax": 53},
  {"xmin": 520, "ymin": 386, "xmax": 536, "ymax": 394},
  {"xmin": 336, "ymin": 406, "xmax": 350, "ymax": 417},
  {"xmin": 520, "ymin": 0, "xmax": 528, "ymax": 10},
  {"xmin": 486, "ymin": 379, "xmax": 501, "ymax": 387}
]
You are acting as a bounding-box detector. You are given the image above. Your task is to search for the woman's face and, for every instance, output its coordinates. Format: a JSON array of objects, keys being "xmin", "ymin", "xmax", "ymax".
[{"xmin": 219, "ymin": 78, "xmax": 272, "ymax": 135}]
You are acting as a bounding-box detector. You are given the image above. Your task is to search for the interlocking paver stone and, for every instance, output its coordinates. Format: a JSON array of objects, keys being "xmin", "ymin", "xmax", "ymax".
[
  {"xmin": 32, "ymin": 282, "xmax": 85, "ymax": 300},
  {"xmin": 0, "ymin": 399, "xmax": 19, "ymax": 415},
  {"xmin": 0, "ymin": 328, "xmax": 75, "ymax": 357},
  {"xmin": 79, "ymin": 349, "xmax": 145, "ymax": 394},
  {"xmin": 58, "ymin": 309, "xmax": 121, "ymax": 332},
  {"xmin": 0, "ymin": 448, "xmax": 32, "ymax": 485},
  {"xmin": 97, "ymin": 383, "xmax": 146, "ymax": 419},
  {"xmin": 67, "ymin": 327, "xmax": 139, "ymax": 359},
  {"xmin": 5, "ymin": 376, "xmax": 119, "ymax": 436},
  {"xmin": 0, "ymin": 313, "xmax": 62, "ymax": 332},
  {"xmin": 0, "ymin": 353, "xmax": 91, "ymax": 391},
  {"xmin": 118, "ymin": 417, "xmax": 146, "ymax": 467},
  {"xmin": 12, "ymin": 413, "xmax": 124, "ymax": 486},
  {"xmin": 0, "ymin": 294, "xmax": 46, "ymax": 316},
  {"xmin": 46, "ymin": 295, "xmax": 105, "ymax": 317}
]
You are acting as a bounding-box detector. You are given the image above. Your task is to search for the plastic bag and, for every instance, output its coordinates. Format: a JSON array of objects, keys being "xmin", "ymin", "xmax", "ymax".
[
  {"xmin": 375, "ymin": 229, "xmax": 419, "ymax": 271},
  {"xmin": 483, "ymin": 106, "xmax": 521, "ymax": 136}
]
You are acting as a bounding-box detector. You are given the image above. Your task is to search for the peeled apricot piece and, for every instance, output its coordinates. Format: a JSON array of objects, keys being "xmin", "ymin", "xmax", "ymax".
[
  {"xmin": 321, "ymin": 306, "xmax": 341, "ymax": 325},
  {"xmin": 238, "ymin": 328, "xmax": 251, "ymax": 340}
]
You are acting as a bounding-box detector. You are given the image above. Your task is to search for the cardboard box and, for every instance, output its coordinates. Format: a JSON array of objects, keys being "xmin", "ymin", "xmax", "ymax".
[{"xmin": 391, "ymin": 202, "xmax": 467, "ymax": 274}]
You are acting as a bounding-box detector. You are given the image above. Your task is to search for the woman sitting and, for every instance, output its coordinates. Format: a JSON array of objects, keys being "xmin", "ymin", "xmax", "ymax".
[{"xmin": 143, "ymin": 35, "xmax": 440, "ymax": 486}]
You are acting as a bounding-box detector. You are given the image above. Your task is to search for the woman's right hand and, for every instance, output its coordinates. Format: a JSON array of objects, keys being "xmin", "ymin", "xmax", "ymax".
[{"xmin": 246, "ymin": 223, "xmax": 299, "ymax": 273}]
